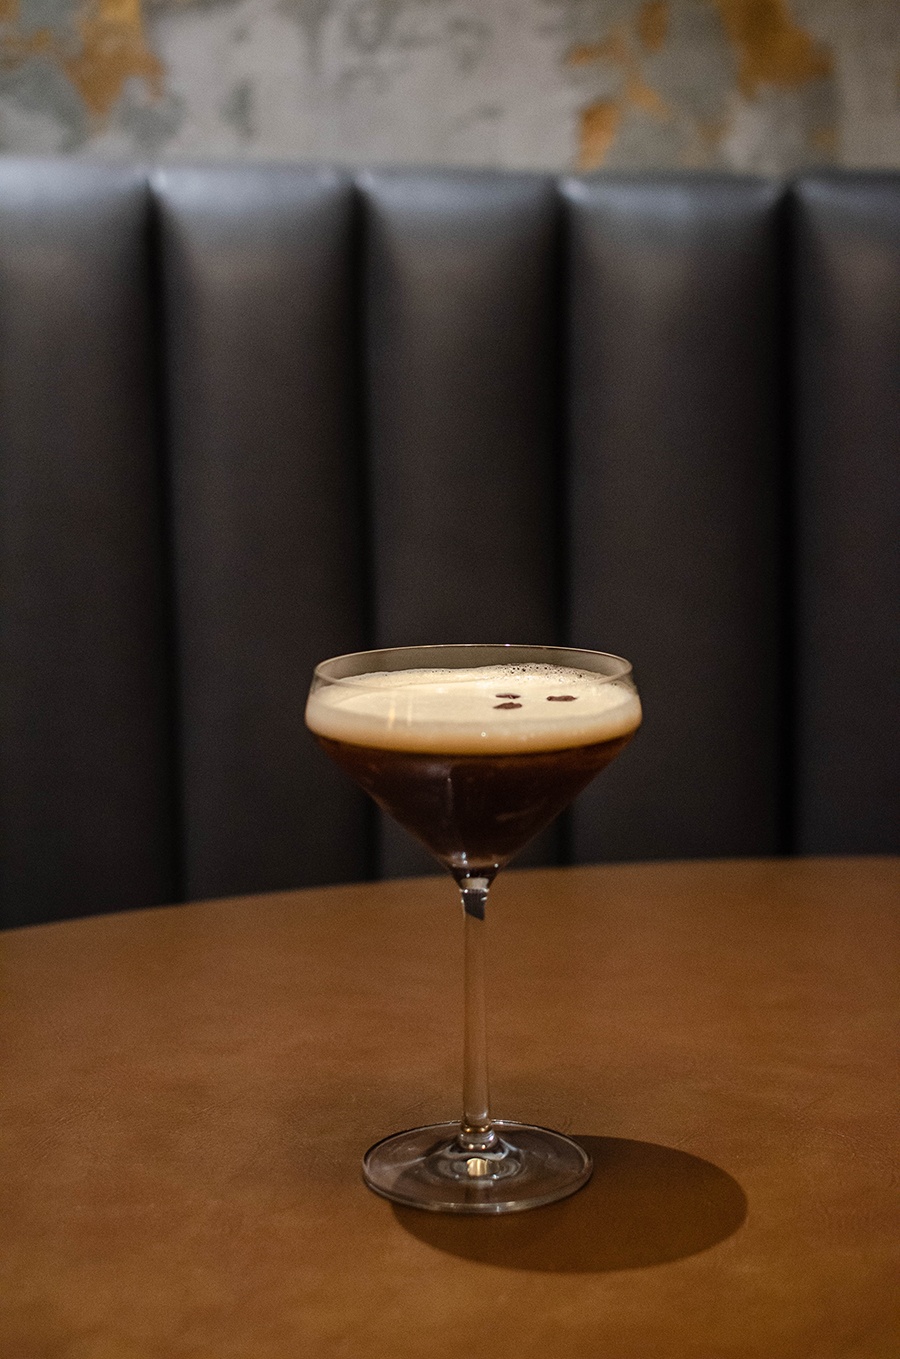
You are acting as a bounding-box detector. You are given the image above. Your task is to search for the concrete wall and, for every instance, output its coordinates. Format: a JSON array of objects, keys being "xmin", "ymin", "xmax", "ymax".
[{"xmin": 0, "ymin": 0, "xmax": 897, "ymax": 171}]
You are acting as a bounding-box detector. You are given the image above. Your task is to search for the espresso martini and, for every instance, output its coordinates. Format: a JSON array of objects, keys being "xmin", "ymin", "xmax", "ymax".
[
  {"xmin": 306, "ymin": 662, "xmax": 641, "ymax": 875},
  {"xmin": 306, "ymin": 646, "xmax": 641, "ymax": 1213}
]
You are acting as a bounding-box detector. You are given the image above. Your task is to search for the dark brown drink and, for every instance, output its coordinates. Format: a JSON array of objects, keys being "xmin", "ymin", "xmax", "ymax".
[
  {"xmin": 315, "ymin": 731, "xmax": 634, "ymax": 872},
  {"xmin": 306, "ymin": 661, "xmax": 642, "ymax": 874}
]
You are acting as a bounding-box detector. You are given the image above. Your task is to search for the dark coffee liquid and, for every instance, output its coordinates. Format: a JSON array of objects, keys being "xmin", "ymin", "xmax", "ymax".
[{"xmin": 316, "ymin": 731, "xmax": 634, "ymax": 873}]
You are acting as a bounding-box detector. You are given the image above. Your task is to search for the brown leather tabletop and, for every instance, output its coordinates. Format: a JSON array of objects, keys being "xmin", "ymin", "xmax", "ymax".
[{"xmin": 2, "ymin": 857, "xmax": 898, "ymax": 1358}]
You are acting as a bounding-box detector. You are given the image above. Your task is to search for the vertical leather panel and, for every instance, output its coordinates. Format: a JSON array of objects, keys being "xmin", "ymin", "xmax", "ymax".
[
  {"xmin": 360, "ymin": 170, "xmax": 563, "ymax": 878},
  {"xmin": 793, "ymin": 175, "xmax": 900, "ymax": 853},
  {"xmin": 155, "ymin": 166, "xmax": 369, "ymax": 898},
  {"xmin": 0, "ymin": 161, "xmax": 173, "ymax": 926},
  {"xmin": 564, "ymin": 176, "xmax": 786, "ymax": 863}
]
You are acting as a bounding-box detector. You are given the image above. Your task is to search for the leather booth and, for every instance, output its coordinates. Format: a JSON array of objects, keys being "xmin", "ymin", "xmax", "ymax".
[{"xmin": 1, "ymin": 160, "xmax": 897, "ymax": 928}]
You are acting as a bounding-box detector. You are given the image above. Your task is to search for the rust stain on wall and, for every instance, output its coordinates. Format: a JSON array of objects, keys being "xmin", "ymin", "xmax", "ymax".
[
  {"xmin": 579, "ymin": 99, "xmax": 621, "ymax": 170},
  {"xmin": 710, "ymin": 0, "xmax": 832, "ymax": 95},
  {"xmin": 0, "ymin": 26, "xmax": 53, "ymax": 66},
  {"xmin": 572, "ymin": 0, "xmax": 834, "ymax": 170},
  {"xmin": 64, "ymin": 0, "xmax": 163, "ymax": 116},
  {"xmin": 638, "ymin": 0, "xmax": 669, "ymax": 54},
  {"xmin": 568, "ymin": 33, "xmax": 627, "ymax": 67},
  {"xmin": 629, "ymin": 70, "xmax": 668, "ymax": 117},
  {"xmin": 0, "ymin": 0, "xmax": 162, "ymax": 119},
  {"xmin": 570, "ymin": 23, "xmax": 669, "ymax": 169}
]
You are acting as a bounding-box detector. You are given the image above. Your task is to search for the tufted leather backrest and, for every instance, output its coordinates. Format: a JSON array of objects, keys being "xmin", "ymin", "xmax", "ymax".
[
  {"xmin": 0, "ymin": 163, "xmax": 174, "ymax": 925},
  {"xmin": 793, "ymin": 176, "xmax": 900, "ymax": 855},
  {"xmin": 1, "ymin": 162, "xmax": 897, "ymax": 927}
]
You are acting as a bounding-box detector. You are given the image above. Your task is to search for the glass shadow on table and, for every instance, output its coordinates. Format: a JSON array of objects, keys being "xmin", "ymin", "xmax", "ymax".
[{"xmin": 392, "ymin": 1137, "xmax": 747, "ymax": 1273}]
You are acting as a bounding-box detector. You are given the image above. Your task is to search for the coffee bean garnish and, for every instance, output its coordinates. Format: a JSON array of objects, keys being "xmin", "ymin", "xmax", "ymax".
[
  {"xmin": 494, "ymin": 701, "xmax": 523, "ymax": 709},
  {"xmin": 547, "ymin": 695, "xmax": 577, "ymax": 702},
  {"xmin": 495, "ymin": 693, "xmax": 520, "ymax": 699}
]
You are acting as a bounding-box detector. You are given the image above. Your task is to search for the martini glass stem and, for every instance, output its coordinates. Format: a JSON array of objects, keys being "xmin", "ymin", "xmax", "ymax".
[{"xmin": 457, "ymin": 875, "xmax": 498, "ymax": 1153}]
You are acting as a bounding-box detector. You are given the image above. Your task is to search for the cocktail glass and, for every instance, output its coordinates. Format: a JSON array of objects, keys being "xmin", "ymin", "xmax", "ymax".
[{"xmin": 306, "ymin": 644, "xmax": 640, "ymax": 1213}]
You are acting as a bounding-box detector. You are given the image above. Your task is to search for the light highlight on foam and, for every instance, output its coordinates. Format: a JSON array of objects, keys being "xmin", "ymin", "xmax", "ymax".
[{"xmin": 306, "ymin": 664, "xmax": 642, "ymax": 754}]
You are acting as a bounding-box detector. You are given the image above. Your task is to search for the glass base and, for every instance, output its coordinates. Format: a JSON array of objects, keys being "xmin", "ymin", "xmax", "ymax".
[{"xmin": 362, "ymin": 1120, "xmax": 592, "ymax": 1214}]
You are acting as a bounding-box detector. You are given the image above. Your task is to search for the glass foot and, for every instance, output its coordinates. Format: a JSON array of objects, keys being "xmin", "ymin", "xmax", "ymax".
[{"xmin": 362, "ymin": 1120, "xmax": 592, "ymax": 1214}]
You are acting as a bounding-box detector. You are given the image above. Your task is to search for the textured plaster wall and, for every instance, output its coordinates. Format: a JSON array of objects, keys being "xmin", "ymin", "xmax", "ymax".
[{"xmin": 0, "ymin": 0, "xmax": 898, "ymax": 171}]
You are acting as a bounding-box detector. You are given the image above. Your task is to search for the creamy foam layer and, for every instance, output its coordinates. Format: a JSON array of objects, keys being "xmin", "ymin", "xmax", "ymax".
[{"xmin": 306, "ymin": 663, "xmax": 642, "ymax": 754}]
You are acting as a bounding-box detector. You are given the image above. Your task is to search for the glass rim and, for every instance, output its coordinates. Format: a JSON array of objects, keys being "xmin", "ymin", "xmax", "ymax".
[{"xmin": 312, "ymin": 643, "xmax": 634, "ymax": 687}]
